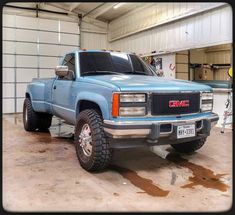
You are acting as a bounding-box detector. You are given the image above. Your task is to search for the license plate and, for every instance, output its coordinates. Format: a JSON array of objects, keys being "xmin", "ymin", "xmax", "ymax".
[{"xmin": 177, "ymin": 124, "xmax": 195, "ymax": 139}]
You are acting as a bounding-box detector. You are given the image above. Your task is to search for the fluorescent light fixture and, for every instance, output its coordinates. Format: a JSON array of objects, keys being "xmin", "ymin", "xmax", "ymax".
[{"xmin": 113, "ymin": 3, "xmax": 126, "ymax": 9}]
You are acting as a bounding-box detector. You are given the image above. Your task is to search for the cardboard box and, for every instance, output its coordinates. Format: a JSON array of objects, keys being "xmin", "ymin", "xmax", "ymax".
[{"xmin": 194, "ymin": 64, "xmax": 214, "ymax": 80}]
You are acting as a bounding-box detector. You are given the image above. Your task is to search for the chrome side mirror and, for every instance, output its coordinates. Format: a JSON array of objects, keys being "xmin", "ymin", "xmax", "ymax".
[{"xmin": 55, "ymin": 66, "xmax": 69, "ymax": 77}]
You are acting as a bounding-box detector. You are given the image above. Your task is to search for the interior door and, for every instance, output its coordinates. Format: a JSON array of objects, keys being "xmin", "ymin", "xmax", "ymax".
[{"xmin": 52, "ymin": 53, "xmax": 77, "ymax": 123}]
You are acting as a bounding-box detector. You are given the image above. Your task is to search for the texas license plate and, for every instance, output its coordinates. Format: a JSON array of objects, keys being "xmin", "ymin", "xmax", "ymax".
[{"xmin": 177, "ymin": 124, "xmax": 195, "ymax": 139}]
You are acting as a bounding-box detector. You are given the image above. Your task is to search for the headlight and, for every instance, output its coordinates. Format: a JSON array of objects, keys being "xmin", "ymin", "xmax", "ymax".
[
  {"xmin": 201, "ymin": 92, "xmax": 213, "ymax": 112},
  {"xmin": 119, "ymin": 107, "xmax": 146, "ymax": 116},
  {"xmin": 201, "ymin": 92, "xmax": 213, "ymax": 100},
  {"xmin": 112, "ymin": 93, "xmax": 147, "ymax": 117},
  {"xmin": 120, "ymin": 93, "xmax": 146, "ymax": 103}
]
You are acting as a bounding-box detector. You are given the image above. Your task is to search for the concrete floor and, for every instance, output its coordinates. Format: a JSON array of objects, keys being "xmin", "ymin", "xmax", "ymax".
[{"xmin": 3, "ymin": 114, "xmax": 232, "ymax": 212}]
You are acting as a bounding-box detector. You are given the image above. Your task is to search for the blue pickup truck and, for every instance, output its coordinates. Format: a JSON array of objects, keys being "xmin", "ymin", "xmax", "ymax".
[{"xmin": 23, "ymin": 50, "xmax": 219, "ymax": 171}]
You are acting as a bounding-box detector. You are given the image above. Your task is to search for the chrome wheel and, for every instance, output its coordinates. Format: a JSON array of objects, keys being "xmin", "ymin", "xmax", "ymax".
[{"xmin": 79, "ymin": 123, "xmax": 92, "ymax": 157}]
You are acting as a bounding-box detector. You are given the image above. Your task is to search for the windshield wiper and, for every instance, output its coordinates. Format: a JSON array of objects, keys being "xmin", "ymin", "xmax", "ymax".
[
  {"xmin": 123, "ymin": 71, "xmax": 150, "ymax": 76},
  {"xmin": 82, "ymin": 71, "xmax": 121, "ymax": 76}
]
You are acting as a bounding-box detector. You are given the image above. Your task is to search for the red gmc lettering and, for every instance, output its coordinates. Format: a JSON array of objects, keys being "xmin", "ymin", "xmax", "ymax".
[{"xmin": 169, "ymin": 100, "xmax": 190, "ymax": 108}]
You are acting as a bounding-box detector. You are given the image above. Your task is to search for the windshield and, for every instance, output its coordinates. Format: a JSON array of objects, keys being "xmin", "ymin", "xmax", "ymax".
[{"xmin": 80, "ymin": 52, "xmax": 155, "ymax": 76}]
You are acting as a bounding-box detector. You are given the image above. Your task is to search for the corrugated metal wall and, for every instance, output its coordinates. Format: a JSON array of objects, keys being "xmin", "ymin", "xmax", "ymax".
[
  {"xmin": 108, "ymin": 4, "xmax": 232, "ymax": 55},
  {"xmin": 80, "ymin": 16, "xmax": 108, "ymax": 49},
  {"xmin": 3, "ymin": 13, "xmax": 80, "ymax": 113},
  {"xmin": 3, "ymin": 12, "xmax": 108, "ymax": 113},
  {"xmin": 81, "ymin": 32, "xmax": 108, "ymax": 49}
]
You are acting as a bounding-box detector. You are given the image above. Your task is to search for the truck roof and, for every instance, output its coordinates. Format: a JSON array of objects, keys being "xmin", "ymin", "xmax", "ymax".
[
  {"xmin": 65, "ymin": 49, "xmax": 136, "ymax": 55},
  {"xmin": 59, "ymin": 49, "xmax": 138, "ymax": 64},
  {"xmin": 77, "ymin": 49, "xmax": 134, "ymax": 54}
]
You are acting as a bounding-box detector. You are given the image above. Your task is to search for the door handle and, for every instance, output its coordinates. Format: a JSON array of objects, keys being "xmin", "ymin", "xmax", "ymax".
[{"xmin": 53, "ymin": 85, "xmax": 57, "ymax": 89}]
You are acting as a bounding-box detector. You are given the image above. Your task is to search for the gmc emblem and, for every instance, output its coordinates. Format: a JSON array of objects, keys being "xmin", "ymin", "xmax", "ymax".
[{"xmin": 169, "ymin": 100, "xmax": 189, "ymax": 108}]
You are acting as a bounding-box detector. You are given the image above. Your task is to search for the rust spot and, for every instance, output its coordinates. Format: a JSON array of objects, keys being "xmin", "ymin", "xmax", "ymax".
[
  {"xmin": 167, "ymin": 154, "xmax": 229, "ymax": 192},
  {"xmin": 110, "ymin": 165, "xmax": 169, "ymax": 197}
]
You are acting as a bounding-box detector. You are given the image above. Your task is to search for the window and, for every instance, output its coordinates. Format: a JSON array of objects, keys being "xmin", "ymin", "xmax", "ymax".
[
  {"xmin": 80, "ymin": 52, "xmax": 114, "ymax": 74},
  {"xmin": 111, "ymin": 53, "xmax": 132, "ymax": 73},
  {"xmin": 79, "ymin": 52, "xmax": 154, "ymax": 76},
  {"xmin": 129, "ymin": 54, "xmax": 152, "ymax": 75},
  {"xmin": 59, "ymin": 53, "xmax": 75, "ymax": 80},
  {"xmin": 62, "ymin": 53, "xmax": 75, "ymax": 72}
]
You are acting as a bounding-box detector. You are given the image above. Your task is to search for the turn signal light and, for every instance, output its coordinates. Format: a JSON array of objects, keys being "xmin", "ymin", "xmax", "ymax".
[{"xmin": 112, "ymin": 93, "xmax": 119, "ymax": 117}]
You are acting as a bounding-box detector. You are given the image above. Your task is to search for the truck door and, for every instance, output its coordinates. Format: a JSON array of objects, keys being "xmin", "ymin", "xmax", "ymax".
[{"xmin": 52, "ymin": 53, "xmax": 77, "ymax": 123}]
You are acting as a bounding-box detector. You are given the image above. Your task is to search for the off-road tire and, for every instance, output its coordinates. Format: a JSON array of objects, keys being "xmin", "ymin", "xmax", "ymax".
[
  {"xmin": 74, "ymin": 109, "xmax": 112, "ymax": 171},
  {"xmin": 171, "ymin": 138, "xmax": 206, "ymax": 153},
  {"xmin": 38, "ymin": 113, "xmax": 52, "ymax": 131},
  {"xmin": 23, "ymin": 98, "xmax": 39, "ymax": 131}
]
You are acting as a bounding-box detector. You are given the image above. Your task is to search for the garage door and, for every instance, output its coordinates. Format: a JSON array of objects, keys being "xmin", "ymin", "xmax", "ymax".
[{"xmin": 3, "ymin": 14, "xmax": 80, "ymax": 113}]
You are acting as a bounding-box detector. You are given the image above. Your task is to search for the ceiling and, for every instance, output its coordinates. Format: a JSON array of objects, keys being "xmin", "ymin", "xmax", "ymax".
[{"xmin": 6, "ymin": 2, "xmax": 146, "ymax": 22}]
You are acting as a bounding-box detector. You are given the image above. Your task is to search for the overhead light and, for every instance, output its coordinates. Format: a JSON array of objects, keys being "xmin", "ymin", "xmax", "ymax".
[{"xmin": 113, "ymin": 3, "xmax": 126, "ymax": 9}]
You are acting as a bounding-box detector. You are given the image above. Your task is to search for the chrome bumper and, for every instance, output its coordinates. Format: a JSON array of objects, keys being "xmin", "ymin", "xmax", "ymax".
[{"xmin": 103, "ymin": 113, "xmax": 219, "ymax": 139}]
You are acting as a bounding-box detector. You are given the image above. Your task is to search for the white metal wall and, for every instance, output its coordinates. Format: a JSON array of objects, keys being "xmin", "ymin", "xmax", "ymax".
[
  {"xmin": 80, "ymin": 16, "xmax": 108, "ymax": 50},
  {"xmin": 81, "ymin": 31, "xmax": 108, "ymax": 50},
  {"xmin": 108, "ymin": 4, "xmax": 232, "ymax": 55},
  {"xmin": 3, "ymin": 14, "xmax": 80, "ymax": 113}
]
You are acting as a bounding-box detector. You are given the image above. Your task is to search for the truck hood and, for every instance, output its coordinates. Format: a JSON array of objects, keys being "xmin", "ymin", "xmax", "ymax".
[{"xmin": 83, "ymin": 75, "xmax": 212, "ymax": 92}]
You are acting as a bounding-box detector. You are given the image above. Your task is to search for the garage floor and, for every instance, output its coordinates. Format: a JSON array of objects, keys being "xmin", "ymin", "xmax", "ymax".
[{"xmin": 3, "ymin": 114, "xmax": 232, "ymax": 212}]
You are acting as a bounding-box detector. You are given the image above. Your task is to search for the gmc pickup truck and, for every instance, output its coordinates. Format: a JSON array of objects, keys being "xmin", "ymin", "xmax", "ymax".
[{"xmin": 23, "ymin": 50, "xmax": 219, "ymax": 171}]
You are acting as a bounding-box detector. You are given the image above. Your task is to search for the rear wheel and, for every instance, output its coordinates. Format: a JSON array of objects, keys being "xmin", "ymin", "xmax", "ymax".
[
  {"xmin": 74, "ymin": 109, "xmax": 112, "ymax": 171},
  {"xmin": 171, "ymin": 138, "xmax": 206, "ymax": 153},
  {"xmin": 23, "ymin": 98, "xmax": 52, "ymax": 132},
  {"xmin": 23, "ymin": 98, "xmax": 39, "ymax": 131}
]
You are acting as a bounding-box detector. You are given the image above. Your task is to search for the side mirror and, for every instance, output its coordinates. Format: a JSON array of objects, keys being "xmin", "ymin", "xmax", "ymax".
[{"xmin": 55, "ymin": 66, "xmax": 69, "ymax": 77}]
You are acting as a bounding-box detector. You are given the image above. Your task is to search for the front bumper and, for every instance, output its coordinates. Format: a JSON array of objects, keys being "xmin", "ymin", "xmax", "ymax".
[{"xmin": 103, "ymin": 113, "xmax": 219, "ymax": 147}]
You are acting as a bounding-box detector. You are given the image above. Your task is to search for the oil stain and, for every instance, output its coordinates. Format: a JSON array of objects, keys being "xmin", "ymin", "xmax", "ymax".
[
  {"xmin": 137, "ymin": 191, "xmax": 146, "ymax": 194},
  {"xmin": 167, "ymin": 154, "xmax": 229, "ymax": 192},
  {"xmin": 113, "ymin": 192, "xmax": 119, "ymax": 196},
  {"xmin": 109, "ymin": 165, "xmax": 169, "ymax": 197},
  {"xmin": 38, "ymin": 149, "xmax": 48, "ymax": 153}
]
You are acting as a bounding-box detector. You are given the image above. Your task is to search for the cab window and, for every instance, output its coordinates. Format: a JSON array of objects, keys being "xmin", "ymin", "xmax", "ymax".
[{"xmin": 59, "ymin": 53, "xmax": 75, "ymax": 80}]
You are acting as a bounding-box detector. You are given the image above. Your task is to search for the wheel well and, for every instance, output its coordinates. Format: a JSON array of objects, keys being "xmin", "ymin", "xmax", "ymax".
[{"xmin": 77, "ymin": 100, "xmax": 102, "ymax": 118}]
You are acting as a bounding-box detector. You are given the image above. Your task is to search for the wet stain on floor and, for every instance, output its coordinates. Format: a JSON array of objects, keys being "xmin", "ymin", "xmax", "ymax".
[
  {"xmin": 109, "ymin": 165, "xmax": 169, "ymax": 197},
  {"xmin": 167, "ymin": 154, "xmax": 229, "ymax": 192},
  {"xmin": 38, "ymin": 149, "xmax": 48, "ymax": 153}
]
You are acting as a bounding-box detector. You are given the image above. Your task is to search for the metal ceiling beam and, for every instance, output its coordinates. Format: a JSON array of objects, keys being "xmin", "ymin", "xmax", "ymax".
[
  {"xmin": 4, "ymin": 4, "xmax": 69, "ymax": 16},
  {"xmin": 70, "ymin": 3, "xmax": 81, "ymax": 12},
  {"xmin": 44, "ymin": 2, "xmax": 78, "ymax": 16},
  {"xmin": 93, "ymin": 3, "xmax": 118, "ymax": 18},
  {"xmin": 82, "ymin": 3, "xmax": 106, "ymax": 18}
]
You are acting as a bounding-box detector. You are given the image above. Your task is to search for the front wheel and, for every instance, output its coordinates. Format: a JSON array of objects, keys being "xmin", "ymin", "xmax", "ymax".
[
  {"xmin": 74, "ymin": 109, "xmax": 112, "ymax": 171},
  {"xmin": 171, "ymin": 138, "xmax": 206, "ymax": 153}
]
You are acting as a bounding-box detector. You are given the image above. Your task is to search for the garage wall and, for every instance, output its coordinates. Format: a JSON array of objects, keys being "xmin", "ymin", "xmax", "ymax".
[
  {"xmin": 108, "ymin": 4, "xmax": 232, "ymax": 55},
  {"xmin": 80, "ymin": 16, "xmax": 108, "ymax": 50},
  {"xmin": 152, "ymin": 54, "xmax": 176, "ymax": 78},
  {"xmin": 81, "ymin": 31, "xmax": 107, "ymax": 50},
  {"xmin": 109, "ymin": 2, "xmax": 226, "ymax": 41},
  {"xmin": 3, "ymin": 9, "xmax": 108, "ymax": 114},
  {"xmin": 3, "ymin": 14, "xmax": 80, "ymax": 113}
]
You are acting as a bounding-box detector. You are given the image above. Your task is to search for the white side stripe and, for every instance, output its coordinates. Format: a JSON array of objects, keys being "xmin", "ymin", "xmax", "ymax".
[{"xmin": 32, "ymin": 100, "xmax": 75, "ymax": 112}]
